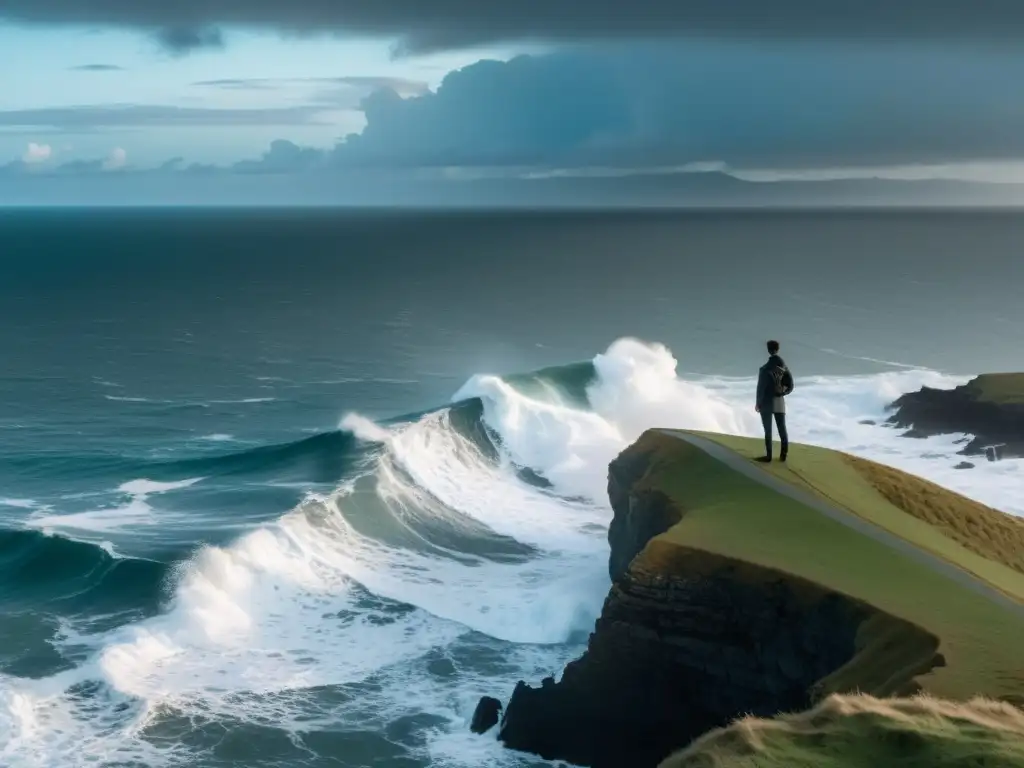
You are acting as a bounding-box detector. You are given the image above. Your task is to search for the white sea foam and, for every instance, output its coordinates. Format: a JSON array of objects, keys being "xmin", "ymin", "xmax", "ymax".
[
  {"xmin": 0, "ymin": 498, "xmax": 38, "ymax": 509},
  {"xmin": 26, "ymin": 478, "xmax": 204, "ymax": 535},
  {"xmin": 207, "ymin": 397, "xmax": 276, "ymax": 404},
  {"xmin": 198, "ymin": 433, "xmax": 235, "ymax": 442},
  {"xmin": 118, "ymin": 478, "xmax": 204, "ymax": 496},
  {"xmin": 2, "ymin": 337, "xmax": 1019, "ymax": 768},
  {"xmin": 339, "ymin": 412, "xmax": 393, "ymax": 443},
  {"xmin": 455, "ymin": 338, "xmax": 755, "ymax": 502}
]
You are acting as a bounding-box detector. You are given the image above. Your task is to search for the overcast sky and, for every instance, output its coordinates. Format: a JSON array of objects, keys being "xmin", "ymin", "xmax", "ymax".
[{"xmin": 4, "ymin": 1, "xmax": 1024, "ymax": 202}]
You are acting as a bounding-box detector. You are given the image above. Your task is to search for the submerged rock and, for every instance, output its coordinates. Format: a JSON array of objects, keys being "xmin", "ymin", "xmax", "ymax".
[
  {"xmin": 954, "ymin": 461, "xmax": 975, "ymax": 470},
  {"xmin": 470, "ymin": 696, "xmax": 503, "ymax": 735}
]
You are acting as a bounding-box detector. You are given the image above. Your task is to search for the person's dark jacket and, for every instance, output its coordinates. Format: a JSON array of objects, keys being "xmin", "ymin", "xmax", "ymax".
[{"xmin": 757, "ymin": 354, "xmax": 794, "ymax": 414}]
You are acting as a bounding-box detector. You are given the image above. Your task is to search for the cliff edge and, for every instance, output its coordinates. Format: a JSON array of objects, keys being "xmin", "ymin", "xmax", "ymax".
[
  {"xmin": 887, "ymin": 373, "xmax": 1024, "ymax": 458},
  {"xmin": 486, "ymin": 430, "xmax": 1024, "ymax": 768}
]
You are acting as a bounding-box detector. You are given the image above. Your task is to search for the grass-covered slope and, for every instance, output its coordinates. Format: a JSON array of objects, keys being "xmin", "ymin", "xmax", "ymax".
[
  {"xmin": 967, "ymin": 373, "xmax": 1024, "ymax": 405},
  {"xmin": 661, "ymin": 693, "xmax": 1024, "ymax": 768},
  {"xmin": 626, "ymin": 430, "xmax": 1024, "ymax": 704},
  {"xmin": 703, "ymin": 432, "xmax": 1024, "ymax": 591}
]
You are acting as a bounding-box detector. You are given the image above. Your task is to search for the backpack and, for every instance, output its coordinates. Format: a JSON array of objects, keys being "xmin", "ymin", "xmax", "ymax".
[{"xmin": 770, "ymin": 366, "xmax": 790, "ymax": 397}]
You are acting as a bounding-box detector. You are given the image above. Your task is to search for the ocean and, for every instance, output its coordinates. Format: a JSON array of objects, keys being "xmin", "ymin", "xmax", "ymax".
[{"xmin": 1, "ymin": 207, "xmax": 1022, "ymax": 767}]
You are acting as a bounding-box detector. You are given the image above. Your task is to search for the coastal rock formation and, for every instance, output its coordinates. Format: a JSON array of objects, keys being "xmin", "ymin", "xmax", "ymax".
[
  {"xmin": 887, "ymin": 374, "xmax": 1024, "ymax": 458},
  {"xmin": 470, "ymin": 696, "xmax": 502, "ymax": 734},
  {"xmin": 489, "ymin": 438, "xmax": 941, "ymax": 768},
  {"xmin": 605, "ymin": 446, "xmax": 682, "ymax": 582}
]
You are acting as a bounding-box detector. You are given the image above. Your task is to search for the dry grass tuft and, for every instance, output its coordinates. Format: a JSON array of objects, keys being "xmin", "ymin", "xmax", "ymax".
[
  {"xmin": 844, "ymin": 453, "xmax": 1024, "ymax": 575},
  {"xmin": 662, "ymin": 693, "xmax": 1024, "ymax": 768}
]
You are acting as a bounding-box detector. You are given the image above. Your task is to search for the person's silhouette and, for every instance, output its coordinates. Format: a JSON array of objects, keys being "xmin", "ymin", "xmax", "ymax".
[{"xmin": 755, "ymin": 340, "xmax": 794, "ymax": 463}]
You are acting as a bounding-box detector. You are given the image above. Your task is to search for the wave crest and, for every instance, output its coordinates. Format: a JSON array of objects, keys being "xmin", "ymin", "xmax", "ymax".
[{"xmin": 2, "ymin": 336, "xmax": 1010, "ymax": 768}]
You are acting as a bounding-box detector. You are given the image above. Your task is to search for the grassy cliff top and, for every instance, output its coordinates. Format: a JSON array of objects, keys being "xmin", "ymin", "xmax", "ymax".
[
  {"xmin": 624, "ymin": 430, "xmax": 1024, "ymax": 703},
  {"xmin": 965, "ymin": 373, "xmax": 1024, "ymax": 405},
  {"xmin": 660, "ymin": 693, "xmax": 1024, "ymax": 768},
  {"xmin": 703, "ymin": 432, "xmax": 1024, "ymax": 583}
]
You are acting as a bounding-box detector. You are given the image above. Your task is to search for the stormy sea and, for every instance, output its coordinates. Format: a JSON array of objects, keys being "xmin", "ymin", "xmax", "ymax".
[{"xmin": 1, "ymin": 208, "xmax": 1022, "ymax": 767}]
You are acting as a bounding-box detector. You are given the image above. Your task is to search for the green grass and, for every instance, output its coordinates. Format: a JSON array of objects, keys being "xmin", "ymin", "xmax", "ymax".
[
  {"xmin": 966, "ymin": 373, "xmax": 1024, "ymax": 405},
  {"xmin": 660, "ymin": 693, "xmax": 1024, "ymax": 768},
  {"xmin": 625, "ymin": 431, "xmax": 1024, "ymax": 703},
  {"xmin": 700, "ymin": 432, "xmax": 1024, "ymax": 599}
]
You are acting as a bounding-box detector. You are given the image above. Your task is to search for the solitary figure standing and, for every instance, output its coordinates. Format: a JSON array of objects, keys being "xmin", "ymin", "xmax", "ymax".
[{"xmin": 755, "ymin": 340, "xmax": 794, "ymax": 463}]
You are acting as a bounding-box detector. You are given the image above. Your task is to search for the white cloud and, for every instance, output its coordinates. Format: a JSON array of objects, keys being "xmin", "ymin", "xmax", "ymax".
[
  {"xmin": 103, "ymin": 147, "xmax": 127, "ymax": 170},
  {"xmin": 22, "ymin": 142, "xmax": 53, "ymax": 164}
]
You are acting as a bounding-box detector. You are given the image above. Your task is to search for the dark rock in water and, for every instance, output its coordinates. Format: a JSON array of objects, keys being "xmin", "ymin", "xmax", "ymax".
[
  {"xmin": 954, "ymin": 461, "xmax": 975, "ymax": 470},
  {"xmin": 515, "ymin": 466, "xmax": 553, "ymax": 489},
  {"xmin": 470, "ymin": 696, "xmax": 503, "ymax": 735},
  {"xmin": 886, "ymin": 375, "xmax": 1024, "ymax": 458},
  {"xmin": 859, "ymin": 419, "xmax": 877, "ymax": 426}
]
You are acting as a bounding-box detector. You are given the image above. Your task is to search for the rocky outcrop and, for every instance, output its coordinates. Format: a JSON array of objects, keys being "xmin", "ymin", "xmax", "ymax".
[
  {"xmin": 496, "ymin": 546, "xmax": 939, "ymax": 767},
  {"xmin": 606, "ymin": 446, "xmax": 682, "ymax": 582},
  {"xmin": 887, "ymin": 375, "xmax": 1024, "ymax": 458},
  {"xmin": 486, "ymin": 437, "xmax": 942, "ymax": 768},
  {"xmin": 470, "ymin": 696, "xmax": 502, "ymax": 734}
]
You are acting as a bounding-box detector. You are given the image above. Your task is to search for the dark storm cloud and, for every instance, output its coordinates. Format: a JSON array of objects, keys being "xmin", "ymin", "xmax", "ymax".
[
  {"xmin": 69, "ymin": 63, "xmax": 125, "ymax": 71},
  {"xmin": 4, "ymin": 0, "xmax": 1024, "ymax": 53},
  {"xmin": 315, "ymin": 44, "xmax": 1024, "ymax": 168},
  {"xmin": 231, "ymin": 139, "xmax": 328, "ymax": 173},
  {"xmin": 13, "ymin": 41, "xmax": 1024, "ymax": 179},
  {"xmin": 0, "ymin": 103, "xmax": 329, "ymax": 131},
  {"xmin": 220, "ymin": 43, "xmax": 1024, "ymax": 171},
  {"xmin": 155, "ymin": 26, "xmax": 225, "ymax": 54},
  {"xmin": 158, "ymin": 156, "xmax": 186, "ymax": 171}
]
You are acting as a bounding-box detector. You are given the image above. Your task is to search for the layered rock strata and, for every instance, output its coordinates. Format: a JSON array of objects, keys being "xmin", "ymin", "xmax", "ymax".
[{"xmin": 489, "ymin": 439, "xmax": 941, "ymax": 767}]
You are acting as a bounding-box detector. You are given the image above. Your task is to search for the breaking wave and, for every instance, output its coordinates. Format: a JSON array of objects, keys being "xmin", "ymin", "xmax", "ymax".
[{"xmin": 1, "ymin": 337, "xmax": 1017, "ymax": 767}]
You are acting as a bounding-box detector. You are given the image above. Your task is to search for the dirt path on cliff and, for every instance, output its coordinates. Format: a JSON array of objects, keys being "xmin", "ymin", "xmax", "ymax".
[{"xmin": 659, "ymin": 430, "xmax": 1024, "ymax": 618}]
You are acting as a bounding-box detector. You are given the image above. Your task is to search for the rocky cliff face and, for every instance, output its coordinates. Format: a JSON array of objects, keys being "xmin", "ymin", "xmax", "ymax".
[
  {"xmin": 491, "ymin": 438, "xmax": 941, "ymax": 768},
  {"xmin": 605, "ymin": 445, "xmax": 682, "ymax": 583},
  {"xmin": 888, "ymin": 377, "xmax": 1024, "ymax": 458}
]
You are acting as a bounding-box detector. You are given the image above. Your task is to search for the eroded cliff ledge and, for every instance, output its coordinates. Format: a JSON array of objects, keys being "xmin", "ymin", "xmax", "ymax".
[
  {"xmin": 491, "ymin": 435, "xmax": 941, "ymax": 768},
  {"xmin": 888, "ymin": 373, "xmax": 1024, "ymax": 458}
]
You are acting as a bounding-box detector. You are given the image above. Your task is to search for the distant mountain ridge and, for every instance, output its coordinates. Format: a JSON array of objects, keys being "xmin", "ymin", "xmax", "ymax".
[{"xmin": 5, "ymin": 166, "xmax": 1024, "ymax": 207}]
